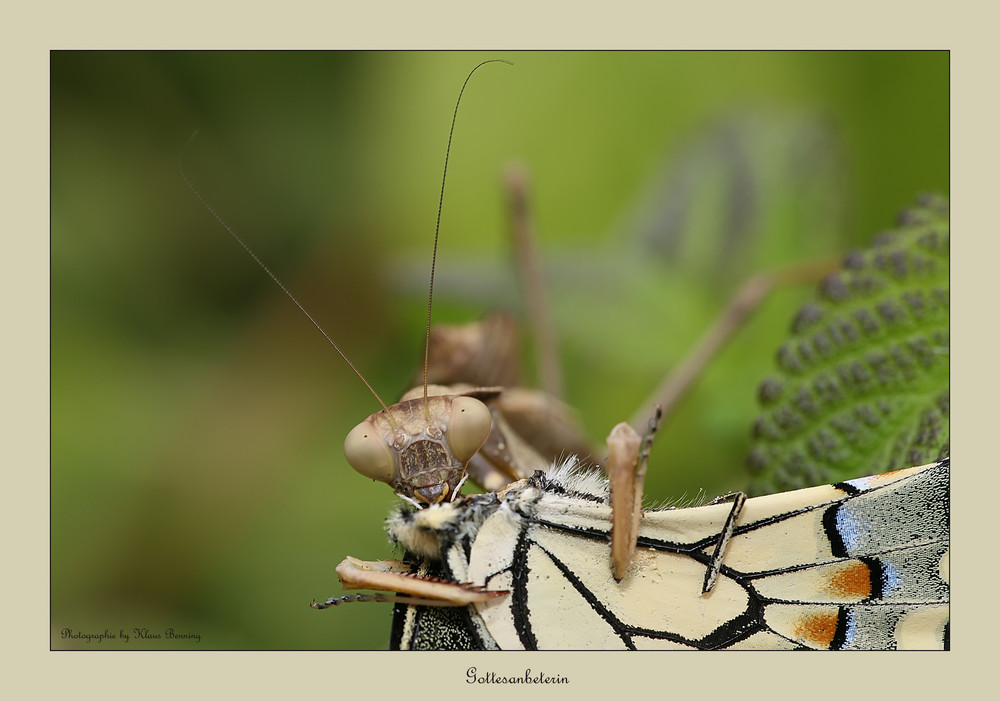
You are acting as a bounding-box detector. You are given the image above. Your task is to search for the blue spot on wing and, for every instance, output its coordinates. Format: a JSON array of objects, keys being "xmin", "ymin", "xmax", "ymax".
[
  {"xmin": 880, "ymin": 559, "xmax": 902, "ymax": 595},
  {"xmin": 834, "ymin": 503, "xmax": 872, "ymax": 555},
  {"xmin": 843, "ymin": 611, "xmax": 859, "ymax": 648}
]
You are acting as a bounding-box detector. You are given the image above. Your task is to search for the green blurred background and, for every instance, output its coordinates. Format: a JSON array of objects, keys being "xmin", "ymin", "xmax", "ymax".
[{"xmin": 51, "ymin": 51, "xmax": 948, "ymax": 650}]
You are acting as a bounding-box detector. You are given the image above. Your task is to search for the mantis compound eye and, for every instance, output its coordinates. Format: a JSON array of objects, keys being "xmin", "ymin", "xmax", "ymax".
[
  {"xmin": 344, "ymin": 420, "xmax": 396, "ymax": 484},
  {"xmin": 445, "ymin": 396, "xmax": 492, "ymax": 463}
]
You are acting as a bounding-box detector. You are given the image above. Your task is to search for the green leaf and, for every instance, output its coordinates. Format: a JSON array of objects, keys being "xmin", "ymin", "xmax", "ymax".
[{"xmin": 747, "ymin": 194, "xmax": 949, "ymax": 495}]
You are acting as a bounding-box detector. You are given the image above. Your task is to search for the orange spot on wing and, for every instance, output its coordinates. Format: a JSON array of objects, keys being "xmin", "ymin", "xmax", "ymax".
[
  {"xmin": 828, "ymin": 561, "xmax": 872, "ymax": 600},
  {"xmin": 793, "ymin": 611, "xmax": 840, "ymax": 648}
]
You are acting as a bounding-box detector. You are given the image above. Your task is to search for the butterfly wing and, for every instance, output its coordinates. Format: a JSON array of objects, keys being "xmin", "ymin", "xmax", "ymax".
[{"xmin": 454, "ymin": 459, "xmax": 948, "ymax": 650}]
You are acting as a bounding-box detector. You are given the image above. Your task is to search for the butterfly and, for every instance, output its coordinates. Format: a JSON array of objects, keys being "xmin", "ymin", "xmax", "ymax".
[{"xmin": 323, "ymin": 455, "xmax": 949, "ymax": 650}]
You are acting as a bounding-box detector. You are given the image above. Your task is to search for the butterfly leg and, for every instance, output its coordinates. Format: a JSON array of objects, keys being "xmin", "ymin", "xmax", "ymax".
[{"xmin": 607, "ymin": 407, "xmax": 663, "ymax": 581}]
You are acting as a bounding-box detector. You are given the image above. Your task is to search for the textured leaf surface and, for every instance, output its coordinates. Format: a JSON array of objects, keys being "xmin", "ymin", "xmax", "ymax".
[{"xmin": 748, "ymin": 195, "xmax": 949, "ymax": 494}]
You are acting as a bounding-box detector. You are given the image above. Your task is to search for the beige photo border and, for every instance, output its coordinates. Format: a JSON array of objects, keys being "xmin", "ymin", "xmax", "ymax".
[{"xmin": 9, "ymin": 1, "xmax": 993, "ymax": 698}]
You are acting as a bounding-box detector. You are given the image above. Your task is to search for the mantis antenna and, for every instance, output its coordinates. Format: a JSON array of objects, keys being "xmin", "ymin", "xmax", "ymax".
[
  {"xmin": 180, "ymin": 60, "xmax": 512, "ymax": 428},
  {"xmin": 178, "ymin": 130, "xmax": 394, "ymax": 422},
  {"xmin": 421, "ymin": 59, "xmax": 513, "ymax": 416}
]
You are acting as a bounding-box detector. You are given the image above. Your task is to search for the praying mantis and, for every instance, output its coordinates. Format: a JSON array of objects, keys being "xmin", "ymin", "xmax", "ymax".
[{"xmin": 183, "ymin": 59, "xmax": 947, "ymax": 649}]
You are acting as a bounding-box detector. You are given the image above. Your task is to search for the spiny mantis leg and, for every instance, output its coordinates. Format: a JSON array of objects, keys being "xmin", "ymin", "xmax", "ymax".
[
  {"xmin": 499, "ymin": 166, "xmax": 837, "ymax": 489},
  {"xmin": 504, "ymin": 163, "xmax": 563, "ymax": 400},
  {"xmin": 628, "ymin": 257, "xmax": 840, "ymax": 432},
  {"xmin": 605, "ymin": 261, "xmax": 832, "ymax": 588},
  {"xmin": 312, "ymin": 594, "xmax": 429, "ymax": 608},
  {"xmin": 700, "ymin": 490, "xmax": 747, "ymax": 594},
  {"xmin": 607, "ymin": 406, "xmax": 744, "ymax": 593},
  {"xmin": 312, "ymin": 556, "xmax": 508, "ymax": 609},
  {"xmin": 503, "ymin": 162, "xmax": 838, "ymax": 434}
]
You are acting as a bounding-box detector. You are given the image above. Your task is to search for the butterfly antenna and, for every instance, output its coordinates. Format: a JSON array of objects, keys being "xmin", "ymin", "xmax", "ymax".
[
  {"xmin": 422, "ymin": 59, "xmax": 513, "ymax": 415},
  {"xmin": 179, "ymin": 131, "xmax": 394, "ymax": 421}
]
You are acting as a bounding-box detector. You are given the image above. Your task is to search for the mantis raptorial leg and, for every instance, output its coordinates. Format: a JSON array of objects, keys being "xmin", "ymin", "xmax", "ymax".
[
  {"xmin": 183, "ymin": 57, "xmax": 842, "ymax": 604},
  {"xmin": 491, "ymin": 163, "xmax": 839, "ymax": 585},
  {"xmin": 628, "ymin": 257, "xmax": 840, "ymax": 432},
  {"xmin": 606, "ymin": 408, "xmax": 744, "ymax": 593},
  {"xmin": 311, "ymin": 556, "xmax": 506, "ymax": 609},
  {"xmin": 504, "ymin": 163, "xmax": 564, "ymax": 400},
  {"xmin": 607, "ymin": 407, "xmax": 660, "ymax": 582},
  {"xmin": 499, "ymin": 156, "xmax": 840, "ymax": 440}
]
